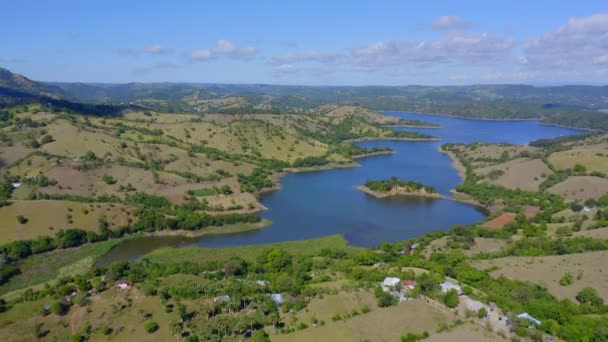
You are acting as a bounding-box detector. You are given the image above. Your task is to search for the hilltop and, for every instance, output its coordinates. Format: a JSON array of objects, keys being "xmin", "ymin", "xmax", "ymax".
[{"xmin": 2, "ymin": 68, "xmax": 608, "ymax": 130}]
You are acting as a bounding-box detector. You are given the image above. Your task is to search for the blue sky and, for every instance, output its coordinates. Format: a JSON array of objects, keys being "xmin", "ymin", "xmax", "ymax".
[{"xmin": 1, "ymin": 1, "xmax": 607, "ymax": 85}]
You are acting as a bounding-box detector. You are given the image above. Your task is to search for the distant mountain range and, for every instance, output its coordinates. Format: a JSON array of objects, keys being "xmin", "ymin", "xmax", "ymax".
[{"xmin": 1, "ymin": 67, "xmax": 608, "ymax": 129}]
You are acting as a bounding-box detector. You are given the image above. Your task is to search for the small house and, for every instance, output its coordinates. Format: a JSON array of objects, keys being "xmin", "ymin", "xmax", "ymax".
[
  {"xmin": 440, "ymin": 281, "xmax": 463, "ymax": 295},
  {"xmin": 382, "ymin": 277, "xmax": 401, "ymax": 291},
  {"xmin": 270, "ymin": 293, "xmax": 285, "ymax": 305},
  {"xmin": 213, "ymin": 295, "xmax": 231, "ymax": 303},
  {"xmin": 382, "ymin": 277, "xmax": 401, "ymax": 287},
  {"xmin": 410, "ymin": 243, "xmax": 420, "ymax": 250},
  {"xmin": 516, "ymin": 312, "xmax": 541, "ymax": 326},
  {"xmin": 115, "ymin": 280, "xmax": 132, "ymax": 290},
  {"xmin": 11, "ymin": 182, "xmax": 21, "ymax": 189},
  {"xmin": 403, "ymin": 280, "xmax": 416, "ymax": 291},
  {"xmin": 255, "ymin": 280, "xmax": 269, "ymax": 287}
]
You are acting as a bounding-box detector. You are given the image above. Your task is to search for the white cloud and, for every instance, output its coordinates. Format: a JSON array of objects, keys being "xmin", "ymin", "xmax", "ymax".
[
  {"xmin": 191, "ymin": 49, "xmax": 213, "ymax": 61},
  {"xmin": 191, "ymin": 40, "xmax": 258, "ymax": 62},
  {"xmin": 523, "ymin": 12, "xmax": 608, "ymax": 70},
  {"xmin": 594, "ymin": 54, "xmax": 608, "ymax": 65},
  {"xmin": 350, "ymin": 33, "xmax": 514, "ymax": 68},
  {"xmin": 431, "ymin": 15, "xmax": 472, "ymax": 30},
  {"xmin": 144, "ymin": 44, "xmax": 166, "ymax": 55}
]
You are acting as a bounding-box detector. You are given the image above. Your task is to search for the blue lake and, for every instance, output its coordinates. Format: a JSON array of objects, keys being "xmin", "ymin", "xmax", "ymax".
[{"xmin": 98, "ymin": 112, "xmax": 585, "ymax": 263}]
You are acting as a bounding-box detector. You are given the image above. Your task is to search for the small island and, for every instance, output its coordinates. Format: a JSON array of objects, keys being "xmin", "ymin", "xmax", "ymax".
[
  {"xmin": 357, "ymin": 177, "xmax": 443, "ymax": 199},
  {"xmin": 389, "ymin": 118, "xmax": 440, "ymax": 128}
]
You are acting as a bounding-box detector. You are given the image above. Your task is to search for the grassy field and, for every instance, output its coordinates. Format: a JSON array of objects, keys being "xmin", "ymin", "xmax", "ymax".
[
  {"xmin": 272, "ymin": 298, "xmax": 454, "ymax": 342},
  {"xmin": 424, "ymin": 237, "xmax": 508, "ymax": 258},
  {"xmin": 477, "ymin": 158, "xmax": 551, "ymax": 191},
  {"xmin": 424, "ymin": 324, "xmax": 508, "ymax": 342},
  {"xmin": 0, "ymin": 287, "xmax": 176, "ymax": 342},
  {"xmin": 472, "ymin": 251, "xmax": 608, "ymax": 302},
  {"xmin": 0, "ymin": 239, "xmax": 125, "ymax": 298},
  {"xmin": 548, "ymin": 144, "xmax": 608, "ymax": 174},
  {"xmin": 0, "ymin": 200, "xmax": 134, "ymax": 244},
  {"xmin": 144, "ymin": 235, "xmax": 361, "ymax": 264},
  {"xmin": 547, "ymin": 176, "xmax": 608, "ymax": 201}
]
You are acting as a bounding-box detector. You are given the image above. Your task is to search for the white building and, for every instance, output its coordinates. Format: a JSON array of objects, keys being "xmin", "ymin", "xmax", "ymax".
[
  {"xmin": 516, "ymin": 312, "xmax": 541, "ymax": 326},
  {"xmin": 440, "ymin": 281, "xmax": 463, "ymax": 294},
  {"xmin": 270, "ymin": 293, "xmax": 285, "ymax": 305}
]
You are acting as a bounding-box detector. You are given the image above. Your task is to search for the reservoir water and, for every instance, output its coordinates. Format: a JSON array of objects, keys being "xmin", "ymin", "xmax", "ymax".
[{"xmin": 98, "ymin": 112, "xmax": 585, "ymax": 263}]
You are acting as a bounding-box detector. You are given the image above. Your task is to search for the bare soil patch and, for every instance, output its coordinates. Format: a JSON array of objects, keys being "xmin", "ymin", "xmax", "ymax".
[{"xmin": 482, "ymin": 213, "xmax": 516, "ymax": 229}]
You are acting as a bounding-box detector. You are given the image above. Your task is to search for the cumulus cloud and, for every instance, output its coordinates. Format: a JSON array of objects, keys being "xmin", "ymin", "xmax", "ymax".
[
  {"xmin": 523, "ymin": 12, "xmax": 608, "ymax": 70},
  {"xmin": 191, "ymin": 49, "xmax": 213, "ymax": 61},
  {"xmin": 144, "ymin": 44, "xmax": 166, "ymax": 55},
  {"xmin": 112, "ymin": 48, "xmax": 139, "ymax": 57},
  {"xmin": 350, "ymin": 33, "xmax": 514, "ymax": 69},
  {"xmin": 191, "ymin": 40, "xmax": 258, "ymax": 62},
  {"xmin": 431, "ymin": 15, "xmax": 473, "ymax": 30}
]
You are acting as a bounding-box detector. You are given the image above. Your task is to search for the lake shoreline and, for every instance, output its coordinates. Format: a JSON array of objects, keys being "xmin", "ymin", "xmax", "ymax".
[
  {"xmin": 386, "ymin": 124, "xmax": 440, "ymax": 129},
  {"xmin": 437, "ymin": 146, "xmax": 466, "ymax": 180},
  {"xmin": 381, "ymin": 110, "xmax": 603, "ymax": 132},
  {"xmin": 349, "ymin": 136, "xmax": 440, "ymax": 142},
  {"xmin": 258, "ymin": 150, "xmax": 397, "ymax": 195}
]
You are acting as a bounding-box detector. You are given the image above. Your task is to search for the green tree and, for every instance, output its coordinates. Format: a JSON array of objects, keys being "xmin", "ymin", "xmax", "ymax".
[
  {"xmin": 442, "ymin": 289, "xmax": 459, "ymax": 308},
  {"xmin": 576, "ymin": 287, "xmax": 604, "ymax": 307},
  {"xmin": 51, "ymin": 300, "xmax": 71, "ymax": 316},
  {"xmin": 143, "ymin": 320, "xmax": 159, "ymax": 333}
]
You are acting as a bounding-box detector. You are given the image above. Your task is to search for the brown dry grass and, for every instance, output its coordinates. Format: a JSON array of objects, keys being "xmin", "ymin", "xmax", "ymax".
[
  {"xmin": 477, "ymin": 158, "xmax": 551, "ymax": 191},
  {"xmin": 548, "ymin": 144, "xmax": 608, "ymax": 174},
  {"xmin": 0, "ymin": 287, "xmax": 176, "ymax": 341},
  {"xmin": 273, "ymin": 297, "xmax": 454, "ymax": 342},
  {"xmin": 425, "ymin": 324, "xmax": 509, "ymax": 342},
  {"xmin": 473, "ymin": 251, "xmax": 608, "ymax": 301},
  {"xmin": 0, "ymin": 200, "xmax": 134, "ymax": 244},
  {"xmin": 547, "ymin": 176, "xmax": 608, "ymax": 202}
]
